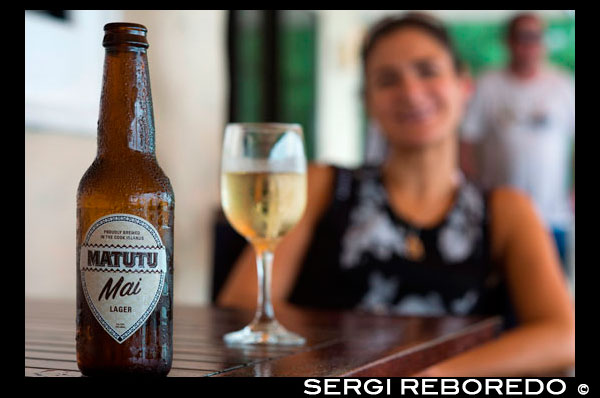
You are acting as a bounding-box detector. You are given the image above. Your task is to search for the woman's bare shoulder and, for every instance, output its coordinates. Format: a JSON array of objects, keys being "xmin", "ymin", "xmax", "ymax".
[
  {"xmin": 305, "ymin": 163, "xmax": 337, "ymax": 224},
  {"xmin": 308, "ymin": 162, "xmax": 335, "ymax": 182},
  {"xmin": 487, "ymin": 186, "xmax": 544, "ymax": 255},
  {"xmin": 488, "ymin": 186, "xmax": 538, "ymax": 218}
]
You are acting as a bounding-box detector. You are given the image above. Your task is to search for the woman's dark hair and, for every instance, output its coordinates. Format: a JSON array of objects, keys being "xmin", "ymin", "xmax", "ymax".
[{"xmin": 360, "ymin": 12, "xmax": 465, "ymax": 74}]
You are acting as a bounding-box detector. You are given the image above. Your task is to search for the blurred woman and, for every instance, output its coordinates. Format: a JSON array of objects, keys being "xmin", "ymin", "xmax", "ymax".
[{"xmin": 218, "ymin": 13, "xmax": 574, "ymax": 376}]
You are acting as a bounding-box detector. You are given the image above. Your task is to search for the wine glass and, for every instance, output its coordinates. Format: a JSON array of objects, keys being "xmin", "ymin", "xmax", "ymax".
[{"xmin": 220, "ymin": 123, "xmax": 307, "ymax": 345}]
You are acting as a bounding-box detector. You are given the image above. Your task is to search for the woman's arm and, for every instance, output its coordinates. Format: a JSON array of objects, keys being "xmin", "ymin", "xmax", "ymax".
[
  {"xmin": 415, "ymin": 188, "xmax": 575, "ymax": 376},
  {"xmin": 217, "ymin": 164, "xmax": 335, "ymax": 310}
]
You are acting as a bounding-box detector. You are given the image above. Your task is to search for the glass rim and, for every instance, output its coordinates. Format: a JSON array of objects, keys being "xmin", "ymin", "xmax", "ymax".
[{"xmin": 226, "ymin": 122, "xmax": 303, "ymax": 132}]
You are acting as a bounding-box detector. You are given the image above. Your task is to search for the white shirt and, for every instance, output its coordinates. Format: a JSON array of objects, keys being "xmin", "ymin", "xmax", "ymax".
[{"xmin": 461, "ymin": 65, "xmax": 575, "ymax": 229}]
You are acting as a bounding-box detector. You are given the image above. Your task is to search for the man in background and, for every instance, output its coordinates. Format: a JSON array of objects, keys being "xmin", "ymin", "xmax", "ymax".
[{"xmin": 460, "ymin": 12, "xmax": 575, "ymax": 275}]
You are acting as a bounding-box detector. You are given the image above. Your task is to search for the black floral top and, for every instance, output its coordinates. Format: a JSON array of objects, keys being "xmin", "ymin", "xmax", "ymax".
[{"xmin": 288, "ymin": 166, "xmax": 515, "ymax": 328}]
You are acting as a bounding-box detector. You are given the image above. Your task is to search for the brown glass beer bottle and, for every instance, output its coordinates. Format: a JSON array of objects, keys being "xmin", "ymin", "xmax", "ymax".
[{"xmin": 76, "ymin": 23, "xmax": 174, "ymax": 376}]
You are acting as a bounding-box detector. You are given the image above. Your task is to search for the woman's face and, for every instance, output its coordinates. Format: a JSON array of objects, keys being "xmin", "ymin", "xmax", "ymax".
[{"xmin": 365, "ymin": 28, "xmax": 471, "ymax": 149}]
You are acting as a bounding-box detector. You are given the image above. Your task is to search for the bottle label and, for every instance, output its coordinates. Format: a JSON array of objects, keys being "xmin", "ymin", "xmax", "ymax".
[{"xmin": 79, "ymin": 214, "xmax": 167, "ymax": 344}]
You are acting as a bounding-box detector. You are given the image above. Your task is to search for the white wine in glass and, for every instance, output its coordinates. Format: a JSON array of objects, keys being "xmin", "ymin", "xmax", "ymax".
[{"xmin": 220, "ymin": 123, "xmax": 307, "ymax": 345}]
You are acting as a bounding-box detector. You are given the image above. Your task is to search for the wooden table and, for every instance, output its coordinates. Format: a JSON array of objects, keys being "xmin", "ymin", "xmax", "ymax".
[{"xmin": 25, "ymin": 299, "xmax": 501, "ymax": 377}]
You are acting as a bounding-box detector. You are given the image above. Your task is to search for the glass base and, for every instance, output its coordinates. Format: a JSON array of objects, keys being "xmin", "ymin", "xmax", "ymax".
[{"xmin": 223, "ymin": 319, "xmax": 306, "ymax": 346}]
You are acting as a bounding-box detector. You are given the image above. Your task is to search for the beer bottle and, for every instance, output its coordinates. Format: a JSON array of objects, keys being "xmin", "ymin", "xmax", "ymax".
[{"xmin": 76, "ymin": 23, "xmax": 174, "ymax": 376}]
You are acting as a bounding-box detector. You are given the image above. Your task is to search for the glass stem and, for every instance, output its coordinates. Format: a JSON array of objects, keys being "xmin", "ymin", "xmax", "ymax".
[{"xmin": 254, "ymin": 248, "xmax": 275, "ymax": 324}]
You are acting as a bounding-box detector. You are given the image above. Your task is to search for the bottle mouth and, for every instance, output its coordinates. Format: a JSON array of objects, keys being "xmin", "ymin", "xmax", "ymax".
[{"xmin": 103, "ymin": 22, "xmax": 149, "ymax": 49}]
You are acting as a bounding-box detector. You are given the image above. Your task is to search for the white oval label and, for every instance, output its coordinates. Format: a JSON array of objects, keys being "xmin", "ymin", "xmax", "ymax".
[{"xmin": 79, "ymin": 214, "xmax": 167, "ymax": 344}]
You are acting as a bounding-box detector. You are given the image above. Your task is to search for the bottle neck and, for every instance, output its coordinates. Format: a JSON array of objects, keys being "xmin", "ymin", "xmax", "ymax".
[{"xmin": 97, "ymin": 47, "xmax": 156, "ymax": 158}]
